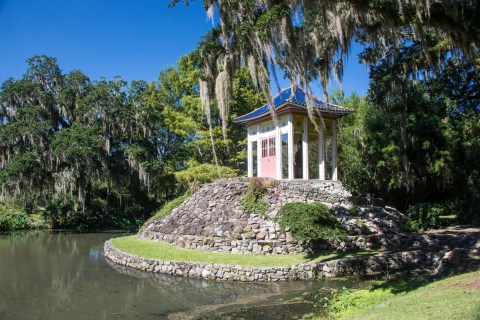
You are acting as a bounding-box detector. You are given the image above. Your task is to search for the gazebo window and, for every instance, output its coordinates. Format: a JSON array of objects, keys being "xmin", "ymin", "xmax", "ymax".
[
  {"xmin": 261, "ymin": 139, "xmax": 268, "ymax": 158},
  {"xmin": 268, "ymin": 137, "xmax": 276, "ymax": 156}
]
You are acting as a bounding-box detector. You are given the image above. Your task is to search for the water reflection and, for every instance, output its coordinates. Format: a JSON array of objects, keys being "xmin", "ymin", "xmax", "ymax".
[
  {"xmin": 0, "ymin": 232, "xmax": 347, "ymax": 320},
  {"xmin": 108, "ymin": 260, "xmax": 325, "ymax": 312}
]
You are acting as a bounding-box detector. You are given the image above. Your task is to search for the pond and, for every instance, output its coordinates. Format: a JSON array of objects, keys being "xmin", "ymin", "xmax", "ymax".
[{"xmin": 0, "ymin": 232, "xmax": 350, "ymax": 319}]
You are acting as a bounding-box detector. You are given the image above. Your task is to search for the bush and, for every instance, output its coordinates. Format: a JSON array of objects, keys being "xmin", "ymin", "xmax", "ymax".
[
  {"xmin": 278, "ymin": 202, "xmax": 345, "ymax": 241},
  {"xmin": 0, "ymin": 212, "xmax": 28, "ymax": 231},
  {"xmin": 0, "ymin": 202, "xmax": 28, "ymax": 231},
  {"xmin": 405, "ymin": 203, "xmax": 445, "ymax": 231},
  {"xmin": 240, "ymin": 177, "xmax": 269, "ymax": 216},
  {"xmin": 44, "ymin": 193, "xmax": 81, "ymax": 228}
]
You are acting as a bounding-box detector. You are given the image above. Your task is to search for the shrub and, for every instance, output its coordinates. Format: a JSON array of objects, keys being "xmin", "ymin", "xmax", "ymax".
[
  {"xmin": 175, "ymin": 164, "xmax": 237, "ymax": 193},
  {"xmin": 0, "ymin": 212, "xmax": 28, "ymax": 231},
  {"xmin": 278, "ymin": 202, "xmax": 345, "ymax": 241},
  {"xmin": 405, "ymin": 203, "xmax": 445, "ymax": 231},
  {"xmin": 0, "ymin": 202, "xmax": 28, "ymax": 231},
  {"xmin": 240, "ymin": 177, "xmax": 269, "ymax": 216},
  {"xmin": 44, "ymin": 193, "xmax": 81, "ymax": 228}
]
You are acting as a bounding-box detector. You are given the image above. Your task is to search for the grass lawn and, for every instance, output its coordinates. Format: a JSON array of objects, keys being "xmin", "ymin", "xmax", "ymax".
[
  {"xmin": 111, "ymin": 235, "xmax": 374, "ymax": 267},
  {"xmin": 323, "ymin": 269, "xmax": 480, "ymax": 320}
]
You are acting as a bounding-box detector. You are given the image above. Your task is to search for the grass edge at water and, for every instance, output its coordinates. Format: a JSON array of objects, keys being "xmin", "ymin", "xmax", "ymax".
[{"xmin": 111, "ymin": 235, "xmax": 374, "ymax": 267}]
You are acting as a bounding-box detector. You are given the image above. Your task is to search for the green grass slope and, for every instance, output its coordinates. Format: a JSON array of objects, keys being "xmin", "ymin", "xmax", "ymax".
[
  {"xmin": 111, "ymin": 235, "xmax": 373, "ymax": 268},
  {"xmin": 325, "ymin": 269, "xmax": 480, "ymax": 320}
]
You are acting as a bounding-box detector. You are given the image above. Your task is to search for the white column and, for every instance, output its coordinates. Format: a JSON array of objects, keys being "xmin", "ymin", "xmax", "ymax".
[
  {"xmin": 247, "ymin": 128, "xmax": 253, "ymax": 177},
  {"xmin": 275, "ymin": 125, "xmax": 282, "ymax": 179},
  {"xmin": 256, "ymin": 124, "xmax": 262, "ymax": 177},
  {"xmin": 332, "ymin": 119, "xmax": 338, "ymax": 181},
  {"xmin": 287, "ymin": 114, "xmax": 294, "ymax": 179},
  {"xmin": 319, "ymin": 119, "xmax": 325, "ymax": 180},
  {"xmin": 302, "ymin": 116, "xmax": 309, "ymax": 179}
]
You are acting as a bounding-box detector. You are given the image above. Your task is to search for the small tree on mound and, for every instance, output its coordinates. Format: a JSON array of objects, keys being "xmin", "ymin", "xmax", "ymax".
[
  {"xmin": 240, "ymin": 177, "xmax": 270, "ymax": 216},
  {"xmin": 278, "ymin": 202, "xmax": 345, "ymax": 241},
  {"xmin": 175, "ymin": 163, "xmax": 238, "ymax": 193}
]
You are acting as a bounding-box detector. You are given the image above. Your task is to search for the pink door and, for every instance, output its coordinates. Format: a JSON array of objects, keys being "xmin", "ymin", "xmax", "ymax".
[{"xmin": 260, "ymin": 136, "xmax": 276, "ymax": 178}]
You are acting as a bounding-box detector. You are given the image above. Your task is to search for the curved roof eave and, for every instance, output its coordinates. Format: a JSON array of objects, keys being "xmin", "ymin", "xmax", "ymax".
[
  {"xmin": 233, "ymin": 101, "xmax": 351, "ymax": 125},
  {"xmin": 233, "ymin": 87, "xmax": 352, "ymax": 125}
]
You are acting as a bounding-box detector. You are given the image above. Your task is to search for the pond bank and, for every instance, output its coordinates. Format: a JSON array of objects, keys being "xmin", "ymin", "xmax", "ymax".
[
  {"xmin": 2, "ymin": 231, "xmax": 332, "ymax": 319},
  {"xmin": 104, "ymin": 227, "xmax": 480, "ymax": 281}
]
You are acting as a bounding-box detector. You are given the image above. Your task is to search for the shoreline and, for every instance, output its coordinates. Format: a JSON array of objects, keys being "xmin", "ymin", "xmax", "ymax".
[{"xmin": 104, "ymin": 232, "xmax": 477, "ymax": 282}]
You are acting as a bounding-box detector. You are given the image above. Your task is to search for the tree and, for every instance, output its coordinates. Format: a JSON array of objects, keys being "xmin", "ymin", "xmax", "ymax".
[
  {"xmin": 0, "ymin": 53, "xmax": 264, "ymax": 229},
  {"xmin": 170, "ymin": 0, "xmax": 479, "ymax": 133},
  {"xmin": 337, "ymin": 45, "xmax": 479, "ymax": 221}
]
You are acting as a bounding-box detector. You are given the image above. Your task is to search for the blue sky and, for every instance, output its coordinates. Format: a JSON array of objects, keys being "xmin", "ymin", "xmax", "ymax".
[{"xmin": 0, "ymin": 0, "xmax": 369, "ymax": 97}]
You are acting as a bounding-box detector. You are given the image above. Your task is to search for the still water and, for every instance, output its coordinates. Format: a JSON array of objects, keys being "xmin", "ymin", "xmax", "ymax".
[{"xmin": 0, "ymin": 232, "xmax": 347, "ymax": 320}]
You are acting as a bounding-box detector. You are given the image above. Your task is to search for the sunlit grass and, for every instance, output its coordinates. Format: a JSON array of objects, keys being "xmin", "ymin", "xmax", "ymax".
[
  {"xmin": 111, "ymin": 235, "xmax": 374, "ymax": 267},
  {"xmin": 318, "ymin": 269, "xmax": 480, "ymax": 320}
]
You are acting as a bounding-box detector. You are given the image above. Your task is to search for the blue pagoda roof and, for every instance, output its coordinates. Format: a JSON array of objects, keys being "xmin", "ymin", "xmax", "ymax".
[{"xmin": 233, "ymin": 87, "xmax": 351, "ymax": 124}]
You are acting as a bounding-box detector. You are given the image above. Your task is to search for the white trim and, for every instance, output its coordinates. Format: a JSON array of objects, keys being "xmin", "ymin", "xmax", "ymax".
[
  {"xmin": 319, "ymin": 120, "xmax": 325, "ymax": 180},
  {"xmin": 248, "ymin": 127, "xmax": 288, "ymax": 141},
  {"xmin": 275, "ymin": 125, "xmax": 282, "ymax": 179},
  {"xmin": 302, "ymin": 116, "xmax": 309, "ymax": 180},
  {"xmin": 256, "ymin": 124, "xmax": 261, "ymax": 177},
  {"xmin": 247, "ymin": 130, "xmax": 253, "ymax": 177},
  {"xmin": 332, "ymin": 119, "xmax": 338, "ymax": 181},
  {"xmin": 287, "ymin": 113, "xmax": 294, "ymax": 180}
]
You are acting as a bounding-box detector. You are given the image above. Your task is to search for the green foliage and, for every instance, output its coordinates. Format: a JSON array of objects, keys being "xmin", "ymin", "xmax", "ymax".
[
  {"xmin": 404, "ymin": 203, "xmax": 445, "ymax": 231},
  {"xmin": 0, "ymin": 152, "xmax": 43, "ymax": 185},
  {"xmin": 254, "ymin": 4, "xmax": 290, "ymax": 40},
  {"xmin": 0, "ymin": 213, "xmax": 28, "ymax": 231},
  {"xmin": 44, "ymin": 193, "xmax": 82, "ymax": 229},
  {"xmin": 26, "ymin": 214, "xmax": 46, "ymax": 229},
  {"xmin": 315, "ymin": 271, "xmax": 480, "ymax": 320},
  {"xmin": 174, "ymin": 163, "xmax": 238, "ymax": 193},
  {"xmin": 318, "ymin": 286, "xmax": 355, "ymax": 315},
  {"xmin": 0, "ymin": 203, "xmax": 28, "ymax": 231},
  {"xmin": 336, "ymin": 48, "xmax": 480, "ymax": 223},
  {"xmin": 240, "ymin": 177, "xmax": 269, "ymax": 216},
  {"xmin": 0, "ymin": 53, "xmax": 264, "ymax": 230},
  {"xmin": 182, "ymin": 66, "xmax": 264, "ymax": 171},
  {"xmin": 278, "ymin": 202, "xmax": 345, "ymax": 241},
  {"xmin": 0, "ymin": 202, "xmax": 46, "ymax": 231}
]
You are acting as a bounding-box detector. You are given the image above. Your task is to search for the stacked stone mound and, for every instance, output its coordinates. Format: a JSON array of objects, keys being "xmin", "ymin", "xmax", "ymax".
[
  {"xmin": 139, "ymin": 178, "xmax": 407, "ymax": 255},
  {"xmin": 106, "ymin": 230, "xmax": 480, "ymax": 281}
]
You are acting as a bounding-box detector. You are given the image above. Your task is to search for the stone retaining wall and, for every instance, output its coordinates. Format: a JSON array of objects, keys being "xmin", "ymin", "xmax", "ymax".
[
  {"xmin": 104, "ymin": 234, "xmax": 480, "ymax": 282},
  {"xmin": 105, "ymin": 240, "xmax": 318, "ymax": 281},
  {"xmin": 138, "ymin": 230, "xmax": 309, "ymax": 254},
  {"xmin": 140, "ymin": 178, "xmax": 406, "ymax": 250},
  {"xmin": 138, "ymin": 229, "xmax": 480, "ymax": 255}
]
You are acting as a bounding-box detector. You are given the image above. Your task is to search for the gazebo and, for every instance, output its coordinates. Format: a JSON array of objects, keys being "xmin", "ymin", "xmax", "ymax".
[{"xmin": 233, "ymin": 87, "xmax": 352, "ymax": 181}]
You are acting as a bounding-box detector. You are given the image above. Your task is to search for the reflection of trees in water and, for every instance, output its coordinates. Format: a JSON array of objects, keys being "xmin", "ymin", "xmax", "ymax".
[
  {"xmin": 1, "ymin": 232, "xmax": 348, "ymax": 320},
  {"xmin": 106, "ymin": 259, "xmax": 323, "ymax": 310},
  {"xmin": 51, "ymin": 275, "xmax": 72, "ymax": 309},
  {"xmin": 0, "ymin": 232, "xmax": 125, "ymax": 320}
]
